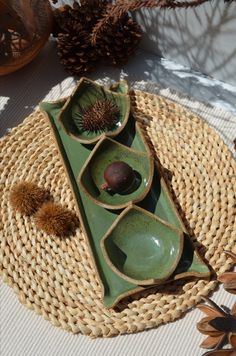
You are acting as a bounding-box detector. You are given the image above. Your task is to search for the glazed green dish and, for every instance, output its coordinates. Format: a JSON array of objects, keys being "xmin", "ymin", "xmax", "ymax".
[
  {"xmin": 40, "ymin": 80, "xmax": 210, "ymax": 308},
  {"xmin": 101, "ymin": 205, "xmax": 184, "ymax": 285},
  {"xmin": 78, "ymin": 136, "xmax": 154, "ymax": 210},
  {"xmin": 59, "ymin": 77, "xmax": 130, "ymax": 144}
]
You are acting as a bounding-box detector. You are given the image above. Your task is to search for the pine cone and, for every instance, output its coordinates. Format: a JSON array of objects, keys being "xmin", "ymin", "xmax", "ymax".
[
  {"xmin": 53, "ymin": 0, "xmax": 108, "ymax": 75},
  {"xmin": 57, "ymin": 28, "xmax": 98, "ymax": 75},
  {"xmin": 76, "ymin": 0, "xmax": 108, "ymax": 30},
  {"xmin": 95, "ymin": 13, "xmax": 142, "ymax": 67},
  {"xmin": 53, "ymin": 1, "xmax": 108, "ymax": 35}
]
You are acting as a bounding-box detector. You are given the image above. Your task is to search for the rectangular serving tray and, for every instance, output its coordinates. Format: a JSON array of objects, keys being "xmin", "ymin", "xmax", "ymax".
[{"xmin": 40, "ymin": 84, "xmax": 210, "ymax": 308}]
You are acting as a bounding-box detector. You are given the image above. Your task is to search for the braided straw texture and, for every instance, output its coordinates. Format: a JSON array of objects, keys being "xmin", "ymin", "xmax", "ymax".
[{"xmin": 0, "ymin": 89, "xmax": 235, "ymax": 337}]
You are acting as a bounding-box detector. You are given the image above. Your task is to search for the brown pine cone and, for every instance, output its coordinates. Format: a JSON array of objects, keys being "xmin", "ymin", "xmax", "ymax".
[
  {"xmin": 53, "ymin": 1, "xmax": 108, "ymax": 35},
  {"xmin": 53, "ymin": 0, "xmax": 108, "ymax": 75},
  {"xmin": 52, "ymin": 5, "xmax": 73, "ymax": 37},
  {"xmin": 77, "ymin": 0, "xmax": 108, "ymax": 30},
  {"xmin": 57, "ymin": 28, "xmax": 99, "ymax": 75},
  {"xmin": 95, "ymin": 13, "xmax": 142, "ymax": 67}
]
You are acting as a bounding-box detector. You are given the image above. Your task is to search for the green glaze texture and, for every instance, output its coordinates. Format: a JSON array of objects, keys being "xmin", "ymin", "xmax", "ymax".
[
  {"xmin": 39, "ymin": 78, "xmax": 210, "ymax": 308},
  {"xmin": 101, "ymin": 205, "xmax": 184, "ymax": 285},
  {"xmin": 59, "ymin": 77, "xmax": 130, "ymax": 144},
  {"xmin": 78, "ymin": 137, "xmax": 154, "ymax": 210}
]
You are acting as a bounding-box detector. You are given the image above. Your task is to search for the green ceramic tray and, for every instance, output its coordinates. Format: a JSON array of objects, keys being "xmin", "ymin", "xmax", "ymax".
[{"xmin": 40, "ymin": 81, "xmax": 210, "ymax": 308}]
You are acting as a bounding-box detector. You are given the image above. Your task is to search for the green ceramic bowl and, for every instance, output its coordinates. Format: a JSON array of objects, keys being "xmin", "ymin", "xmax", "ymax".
[
  {"xmin": 101, "ymin": 205, "xmax": 184, "ymax": 285},
  {"xmin": 78, "ymin": 136, "xmax": 154, "ymax": 210},
  {"xmin": 58, "ymin": 77, "xmax": 130, "ymax": 144}
]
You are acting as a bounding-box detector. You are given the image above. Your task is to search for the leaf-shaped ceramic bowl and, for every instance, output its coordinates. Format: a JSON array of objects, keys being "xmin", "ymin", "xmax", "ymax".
[
  {"xmin": 100, "ymin": 205, "xmax": 184, "ymax": 285},
  {"xmin": 78, "ymin": 136, "xmax": 154, "ymax": 210},
  {"xmin": 58, "ymin": 77, "xmax": 130, "ymax": 144}
]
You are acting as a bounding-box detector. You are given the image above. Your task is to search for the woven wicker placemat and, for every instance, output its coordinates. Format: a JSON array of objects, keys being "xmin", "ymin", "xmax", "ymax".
[{"xmin": 0, "ymin": 89, "xmax": 235, "ymax": 337}]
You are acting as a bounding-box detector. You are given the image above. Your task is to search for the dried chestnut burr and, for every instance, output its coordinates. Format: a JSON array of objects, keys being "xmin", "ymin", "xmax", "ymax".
[
  {"xmin": 100, "ymin": 161, "xmax": 137, "ymax": 194},
  {"xmin": 74, "ymin": 99, "xmax": 119, "ymax": 133}
]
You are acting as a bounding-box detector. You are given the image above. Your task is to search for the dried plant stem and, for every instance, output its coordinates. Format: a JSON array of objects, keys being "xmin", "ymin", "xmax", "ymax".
[
  {"xmin": 115, "ymin": 0, "xmax": 210, "ymax": 12},
  {"xmin": 91, "ymin": 0, "xmax": 209, "ymax": 44}
]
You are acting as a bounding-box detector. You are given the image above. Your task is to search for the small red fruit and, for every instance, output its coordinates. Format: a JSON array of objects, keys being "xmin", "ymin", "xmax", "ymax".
[{"xmin": 101, "ymin": 161, "xmax": 135, "ymax": 194}]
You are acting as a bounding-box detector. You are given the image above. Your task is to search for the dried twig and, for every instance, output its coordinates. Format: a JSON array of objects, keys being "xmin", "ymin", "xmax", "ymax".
[{"xmin": 91, "ymin": 0, "xmax": 209, "ymax": 44}]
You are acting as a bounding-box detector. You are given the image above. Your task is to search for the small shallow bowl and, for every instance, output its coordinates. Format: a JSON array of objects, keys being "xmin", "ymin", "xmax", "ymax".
[
  {"xmin": 78, "ymin": 136, "xmax": 154, "ymax": 210},
  {"xmin": 58, "ymin": 77, "xmax": 130, "ymax": 144},
  {"xmin": 100, "ymin": 205, "xmax": 184, "ymax": 285}
]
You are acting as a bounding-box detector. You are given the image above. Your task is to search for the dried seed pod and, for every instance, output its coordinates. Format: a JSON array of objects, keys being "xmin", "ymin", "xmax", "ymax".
[
  {"xmin": 196, "ymin": 298, "xmax": 236, "ymax": 350},
  {"xmin": 218, "ymin": 251, "xmax": 236, "ymax": 294},
  {"xmin": 74, "ymin": 99, "xmax": 120, "ymax": 133},
  {"xmin": 101, "ymin": 161, "xmax": 136, "ymax": 194},
  {"xmin": 34, "ymin": 202, "xmax": 79, "ymax": 237},
  {"xmin": 9, "ymin": 182, "xmax": 50, "ymax": 215}
]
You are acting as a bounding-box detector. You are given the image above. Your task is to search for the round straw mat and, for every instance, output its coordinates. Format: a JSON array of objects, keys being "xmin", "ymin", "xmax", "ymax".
[{"xmin": 0, "ymin": 89, "xmax": 235, "ymax": 337}]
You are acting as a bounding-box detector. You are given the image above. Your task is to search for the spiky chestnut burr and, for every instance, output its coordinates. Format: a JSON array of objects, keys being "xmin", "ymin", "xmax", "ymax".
[
  {"xmin": 74, "ymin": 99, "xmax": 119, "ymax": 133},
  {"xmin": 9, "ymin": 182, "xmax": 50, "ymax": 215},
  {"xmin": 34, "ymin": 202, "xmax": 79, "ymax": 237}
]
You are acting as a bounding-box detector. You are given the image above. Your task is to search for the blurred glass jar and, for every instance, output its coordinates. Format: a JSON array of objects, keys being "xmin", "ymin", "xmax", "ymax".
[{"xmin": 0, "ymin": 0, "xmax": 53, "ymax": 75}]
